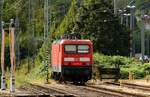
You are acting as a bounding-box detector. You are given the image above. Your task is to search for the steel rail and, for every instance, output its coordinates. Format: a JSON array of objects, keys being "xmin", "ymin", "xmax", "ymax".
[{"xmin": 86, "ymin": 85, "xmax": 147, "ymax": 97}]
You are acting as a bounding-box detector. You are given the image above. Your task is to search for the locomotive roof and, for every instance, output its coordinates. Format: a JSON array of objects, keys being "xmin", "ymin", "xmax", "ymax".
[{"xmin": 52, "ymin": 39, "xmax": 92, "ymax": 44}]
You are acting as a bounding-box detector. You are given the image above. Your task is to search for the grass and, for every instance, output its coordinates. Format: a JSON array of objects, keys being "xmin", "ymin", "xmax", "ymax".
[
  {"xmin": 14, "ymin": 59, "xmax": 51, "ymax": 88},
  {"xmin": 12, "ymin": 52, "xmax": 150, "ymax": 88}
]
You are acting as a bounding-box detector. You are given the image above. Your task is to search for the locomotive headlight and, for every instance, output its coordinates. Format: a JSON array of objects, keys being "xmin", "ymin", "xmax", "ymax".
[
  {"xmin": 80, "ymin": 57, "xmax": 90, "ymax": 62},
  {"xmin": 64, "ymin": 57, "xmax": 75, "ymax": 61}
]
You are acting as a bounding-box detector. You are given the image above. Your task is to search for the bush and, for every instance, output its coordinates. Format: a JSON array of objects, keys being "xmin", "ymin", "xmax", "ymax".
[
  {"xmin": 93, "ymin": 53, "xmax": 133, "ymax": 68},
  {"xmin": 120, "ymin": 68, "xmax": 129, "ymax": 79},
  {"xmin": 93, "ymin": 53, "xmax": 147, "ymax": 79},
  {"xmin": 133, "ymin": 69, "xmax": 144, "ymax": 79},
  {"xmin": 142, "ymin": 63, "xmax": 150, "ymax": 72}
]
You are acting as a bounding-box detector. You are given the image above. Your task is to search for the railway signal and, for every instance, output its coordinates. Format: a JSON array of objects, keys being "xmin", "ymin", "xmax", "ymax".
[
  {"xmin": 1, "ymin": 21, "xmax": 6, "ymax": 90},
  {"xmin": 9, "ymin": 19, "xmax": 16, "ymax": 92},
  {"xmin": 1, "ymin": 19, "xmax": 16, "ymax": 92}
]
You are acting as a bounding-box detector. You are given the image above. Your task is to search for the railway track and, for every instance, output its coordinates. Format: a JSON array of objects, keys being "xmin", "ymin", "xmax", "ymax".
[
  {"xmin": 42, "ymin": 83, "xmax": 120, "ymax": 97},
  {"xmin": 43, "ymin": 82, "xmax": 150, "ymax": 97},
  {"xmin": 85, "ymin": 84, "xmax": 147, "ymax": 97},
  {"xmin": 105, "ymin": 81, "xmax": 150, "ymax": 92},
  {"xmin": 73, "ymin": 85, "xmax": 124, "ymax": 97},
  {"xmin": 120, "ymin": 82, "xmax": 150, "ymax": 92},
  {"xmin": 14, "ymin": 81, "xmax": 150, "ymax": 97},
  {"xmin": 103, "ymin": 81, "xmax": 150, "ymax": 96},
  {"xmin": 19, "ymin": 83, "xmax": 77, "ymax": 97}
]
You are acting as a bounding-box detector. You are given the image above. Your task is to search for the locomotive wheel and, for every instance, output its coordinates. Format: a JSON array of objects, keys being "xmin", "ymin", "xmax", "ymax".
[
  {"xmin": 52, "ymin": 72, "xmax": 62, "ymax": 81},
  {"xmin": 58, "ymin": 73, "xmax": 65, "ymax": 83},
  {"xmin": 73, "ymin": 81, "xmax": 78, "ymax": 85},
  {"xmin": 50, "ymin": 72, "xmax": 54, "ymax": 79},
  {"xmin": 80, "ymin": 81, "xmax": 85, "ymax": 85},
  {"xmin": 73, "ymin": 81, "xmax": 85, "ymax": 85},
  {"xmin": 51, "ymin": 72, "xmax": 65, "ymax": 83},
  {"xmin": 56, "ymin": 73, "xmax": 60, "ymax": 81},
  {"xmin": 53, "ymin": 72, "xmax": 57, "ymax": 80},
  {"xmin": 55, "ymin": 72, "xmax": 58, "ymax": 80},
  {"xmin": 55, "ymin": 72, "xmax": 61, "ymax": 81}
]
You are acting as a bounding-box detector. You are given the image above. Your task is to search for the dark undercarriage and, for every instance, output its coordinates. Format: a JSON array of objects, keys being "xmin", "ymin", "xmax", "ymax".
[{"xmin": 51, "ymin": 66, "xmax": 92, "ymax": 83}]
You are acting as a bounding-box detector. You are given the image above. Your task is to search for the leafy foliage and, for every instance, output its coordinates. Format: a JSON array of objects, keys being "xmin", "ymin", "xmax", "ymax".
[
  {"xmin": 94, "ymin": 53, "xmax": 133, "ymax": 67},
  {"xmin": 94, "ymin": 53, "xmax": 150, "ymax": 79},
  {"xmin": 53, "ymin": 0, "xmax": 130, "ymax": 56},
  {"xmin": 2, "ymin": 0, "xmax": 147, "ymax": 83}
]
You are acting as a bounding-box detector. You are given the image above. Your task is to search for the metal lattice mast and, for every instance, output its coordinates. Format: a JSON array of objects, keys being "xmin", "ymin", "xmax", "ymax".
[
  {"xmin": 77, "ymin": 0, "xmax": 81, "ymax": 8},
  {"xmin": 141, "ymin": 10, "xmax": 145, "ymax": 61},
  {"xmin": 44, "ymin": 0, "xmax": 50, "ymax": 83},
  {"xmin": 31, "ymin": 0, "xmax": 35, "ymax": 38},
  {"xmin": 44, "ymin": 0, "xmax": 49, "ymax": 39},
  {"xmin": 0, "ymin": 0, "xmax": 2, "ymax": 33},
  {"xmin": 27, "ymin": 0, "xmax": 35, "ymax": 71},
  {"xmin": 27, "ymin": 0, "xmax": 31, "ymax": 72},
  {"xmin": 31, "ymin": 0, "xmax": 36, "ymax": 66},
  {"xmin": 15, "ymin": 10, "xmax": 20, "ymax": 68},
  {"xmin": 29, "ymin": 0, "xmax": 31, "ymax": 27},
  {"xmin": 114, "ymin": 0, "xmax": 117, "ymax": 15}
]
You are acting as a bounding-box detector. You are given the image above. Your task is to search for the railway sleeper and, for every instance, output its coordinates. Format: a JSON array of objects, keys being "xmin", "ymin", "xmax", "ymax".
[
  {"xmin": 15, "ymin": 94, "xmax": 76, "ymax": 97},
  {"xmin": 53, "ymin": 94, "xmax": 77, "ymax": 97},
  {"xmin": 15, "ymin": 95, "xmax": 50, "ymax": 97}
]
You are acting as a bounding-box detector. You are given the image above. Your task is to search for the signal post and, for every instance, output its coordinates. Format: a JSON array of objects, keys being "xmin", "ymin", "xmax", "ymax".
[
  {"xmin": 1, "ymin": 21, "xmax": 6, "ymax": 90},
  {"xmin": 0, "ymin": 19, "xmax": 16, "ymax": 92},
  {"xmin": 9, "ymin": 19, "xmax": 15, "ymax": 92}
]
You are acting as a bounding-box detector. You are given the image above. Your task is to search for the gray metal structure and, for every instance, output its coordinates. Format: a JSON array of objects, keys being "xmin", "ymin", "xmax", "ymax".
[
  {"xmin": 10, "ymin": 19, "xmax": 15, "ymax": 92},
  {"xmin": 44, "ymin": 0, "xmax": 50, "ymax": 83},
  {"xmin": 141, "ymin": 11, "xmax": 145, "ymax": 61},
  {"xmin": 114, "ymin": 0, "xmax": 117, "ymax": 15},
  {"xmin": 15, "ymin": 15, "xmax": 20, "ymax": 68},
  {"xmin": 127, "ymin": 5, "xmax": 136, "ymax": 57},
  {"xmin": 1, "ymin": 21, "xmax": 6, "ymax": 90},
  {"xmin": 0, "ymin": 0, "xmax": 6, "ymax": 90},
  {"xmin": 44, "ymin": 0, "xmax": 49, "ymax": 39},
  {"xmin": 0, "ymin": 0, "xmax": 2, "ymax": 33},
  {"xmin": 28, "ymin": 0, "xmax": 35, "ymax": 72},
  {"xmin": 139, "ymin": 2, "xmax": 150, "ymax": 59}
]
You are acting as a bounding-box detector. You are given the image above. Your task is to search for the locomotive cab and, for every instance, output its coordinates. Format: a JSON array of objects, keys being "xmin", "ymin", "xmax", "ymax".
[{"xmin": 51, "ymin": 39, "xmax": 93, "ymax": 83}]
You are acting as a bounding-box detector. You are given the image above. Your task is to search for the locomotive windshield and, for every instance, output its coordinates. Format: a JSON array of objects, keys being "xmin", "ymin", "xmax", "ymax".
[
  {"xmin": 78, "ymin": 45, "xmax": 89, "ymax": 53},
  {"xmin": 65, "ymin": 45, "xmax": 77, "ymax": 54},
  {"xmin": 65, "ymin": 44, "xmax": 89, "ymax": 54}
]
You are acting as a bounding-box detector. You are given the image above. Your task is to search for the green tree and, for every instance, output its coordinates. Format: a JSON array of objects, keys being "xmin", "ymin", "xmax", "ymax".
[{"xmin": 52, "ymin": 0, "xmax": 130, "ymax": 56}]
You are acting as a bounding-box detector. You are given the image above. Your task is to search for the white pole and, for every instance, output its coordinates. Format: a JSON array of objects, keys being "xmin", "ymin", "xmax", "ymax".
[
  {"xmin": 10, "ymin": 19, "xmax": 15, "ymax": 92},
  {"xmin": 1, "ymin": 22, "xmax": 6, "ymax": 90},
  {"xmin": 127, "ymin": 5, "xmax": 135, "ymax": 57},
  {"xmin": 141, "ymin": 11, "xmax": 145, "ymax": 61},
  {"xmin": 130, "ymin": 8, "xmax": 133, "ymax": 57},
  {"xmin": 126, "ymin": 15, "xmax": 128, "ymax": 27},
  {"xmin": 114, "ymin": 0, "xmax": 117, "ymax": 15}
]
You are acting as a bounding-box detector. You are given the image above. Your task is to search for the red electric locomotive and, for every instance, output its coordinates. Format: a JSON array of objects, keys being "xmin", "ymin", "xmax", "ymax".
[{"xmin": 51, "ymin": 38, "xmax": 93, "ymax": 83}]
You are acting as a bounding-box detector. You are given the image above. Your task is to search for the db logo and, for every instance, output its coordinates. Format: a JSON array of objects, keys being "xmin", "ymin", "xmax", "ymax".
[{"xmin": 75, "ymin": 58, "xmax": 79, "ymax": 61}]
